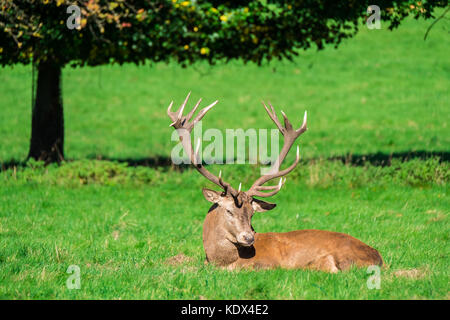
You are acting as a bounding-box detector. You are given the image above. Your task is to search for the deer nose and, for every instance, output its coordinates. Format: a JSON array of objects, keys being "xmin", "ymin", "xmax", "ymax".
[
  {"xmin": 244, "ymin": 234, "xmax": 254, "ymax": 243},
  {"xmin": 238, "ymin": 232, "xmax": 255, "ymax": 246}
]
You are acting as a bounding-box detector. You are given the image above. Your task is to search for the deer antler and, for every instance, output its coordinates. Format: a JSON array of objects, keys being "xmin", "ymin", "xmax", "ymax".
[
  {"xmin": 168, "ymin": 92, "xmax": 239, "ymax": 196},
  {"xmin": 246, "ymin": 101, "xmax": 307, "ymax": 198}
]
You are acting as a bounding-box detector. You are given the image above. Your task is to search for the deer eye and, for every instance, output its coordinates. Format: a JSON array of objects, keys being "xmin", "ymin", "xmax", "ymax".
[{"xmin": 226, "ymin": 209, "xmax": 234, "ymax": 216}]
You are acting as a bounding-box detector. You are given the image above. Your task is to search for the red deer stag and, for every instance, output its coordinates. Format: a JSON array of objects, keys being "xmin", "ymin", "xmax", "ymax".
[{"xmin": 168, "ymin": 93, "xmax": 383, "ymax": 272}]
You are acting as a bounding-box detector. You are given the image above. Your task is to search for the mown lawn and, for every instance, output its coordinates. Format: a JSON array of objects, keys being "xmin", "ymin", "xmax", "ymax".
[
  {"xmin": 0, "ymin": 15, "xmax": 448, "ymax": 299},
  {"xmin": 0, "ymin": 160, "xmax": 448, "ymax": 299}
]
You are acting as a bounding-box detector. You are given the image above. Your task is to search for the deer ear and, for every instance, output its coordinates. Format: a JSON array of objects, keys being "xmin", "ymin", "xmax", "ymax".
[
  {"xmin": 252, "ymin": 198, "xmax": 276, "ymax": 212},
  {"xmin": 202, "ymin": 188, "xmax": 223, "ymax": 203}
]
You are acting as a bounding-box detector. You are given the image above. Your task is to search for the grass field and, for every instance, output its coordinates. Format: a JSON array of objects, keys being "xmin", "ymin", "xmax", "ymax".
[
  {"xmin": 0, "ymin": 17, "xmax": 448, "ymax": 161},
  {"xmin": 0, "ymin": 16, "xmax": 449, "ymax": 299}
]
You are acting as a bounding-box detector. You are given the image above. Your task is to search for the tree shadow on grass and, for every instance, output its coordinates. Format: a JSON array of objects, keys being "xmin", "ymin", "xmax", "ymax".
[
  {"xmin": 95, "ymin": 150, "xmax": 450, "ymax": 168},
  {"xmin": 89, "ymin": 155, "xmax": 174, "ymax": 168},
  {"xmin": 327, "ymin": 150, "xmax": 449, "ymax": 167},
  {"xmin": 1, "ymin": 150, "xmax": 448, "ymax": 172}
]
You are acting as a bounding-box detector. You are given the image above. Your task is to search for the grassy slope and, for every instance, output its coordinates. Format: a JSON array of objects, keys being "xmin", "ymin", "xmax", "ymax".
[
  {"xmin": 0, "ymin": 17, "xmax": 448, "ymax": 161},
  {"xmin": 0, "ymin": 16, "xmax": 448, "ymax": 300}
]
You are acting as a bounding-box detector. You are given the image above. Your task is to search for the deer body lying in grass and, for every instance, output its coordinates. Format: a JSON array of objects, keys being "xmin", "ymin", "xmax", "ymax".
[{"xmin": 168, "ymin": 93, "xmax": 383, "ymax": 272}]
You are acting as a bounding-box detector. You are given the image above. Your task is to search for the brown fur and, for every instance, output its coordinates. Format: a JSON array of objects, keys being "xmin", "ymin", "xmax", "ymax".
[{"xmin": 203, "ymin": 203, "xmax": 383, "ymax": 272}]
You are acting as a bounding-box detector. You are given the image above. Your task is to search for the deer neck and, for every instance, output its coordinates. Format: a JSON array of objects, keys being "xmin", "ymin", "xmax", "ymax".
[{"xmin": 202, "ymin": 205, "xmax": 240, "ymax": 266}]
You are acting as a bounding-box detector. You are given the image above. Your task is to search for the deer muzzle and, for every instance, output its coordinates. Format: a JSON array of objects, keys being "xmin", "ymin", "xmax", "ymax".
[{"xmin": 237, "ymin": 232, "xmax": 255, "ymax": 247}]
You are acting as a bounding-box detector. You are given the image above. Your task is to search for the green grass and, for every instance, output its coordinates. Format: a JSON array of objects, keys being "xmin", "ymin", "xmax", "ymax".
[
  {"xmin": 0, "ymin": 159, "xmax": 448, "ymax": 299},
  {"xmin": 0, "ymin": 15, "xmax": 449, "ymax": 299},
  {"xmin": 0, "ymin": 16, "xmax": 448, "ymax": 161},
  {"xmin": 0, "ymin": 164, "xmax": 448, "ymax": 300}
]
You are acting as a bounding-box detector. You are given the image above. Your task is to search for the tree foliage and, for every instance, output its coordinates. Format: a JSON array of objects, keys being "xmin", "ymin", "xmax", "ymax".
[{"xmin": 1, "ymin": 0, "xmax": 447, "ymax": 67}]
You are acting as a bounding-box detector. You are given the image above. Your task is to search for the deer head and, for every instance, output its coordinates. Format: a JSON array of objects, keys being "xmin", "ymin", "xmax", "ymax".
[{"xmin": 168, "ymin": 93, "xmax": 307, "ymax": 247}]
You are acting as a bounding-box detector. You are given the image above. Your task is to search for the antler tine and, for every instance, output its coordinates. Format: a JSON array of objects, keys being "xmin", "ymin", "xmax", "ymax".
[
  {"xmin": 167, "ymin": 101, "xmax": 177, "ymax": 127},
  {"xmin": 280, "ymin": 110, "xmax": 293, "ymax": 131},
  {"xmin": 249, "ymin": 178, "xmax": 287, "ymax": 198},
  {"xmin": 168, "ymin": 91, "xmax": 192, "ymax": 126},
  {"xmin": 167, "ymin": 101, "xmax": 174, "ymax": 113},
  {"xmin": 168, "ymin": 93, "xmax": 238, "ymax": 196},
  {"xmin": 254, "ymin": 177, "xmax": 286, "ymax": 191},
  {"xmin": 262, "ymin": 101, "xmax": 284, "ymax": 133},
  {"xmin": 297, "ymin": 110, "xmax": 307, "ymax": 134},
  {"xmin": 218, "ymin": 170, "xmax": 233, "ymax": 195},
  {"xmin": 193, "ymin": 100, "xmax": 219, "ymax": 125},
  {"xmin": 186, "ymin": 98, "xmax": 202, "ymax": 121},
  {"xmin": 178, "ymin": 91, "xmax": 191, "ymax": 120}
]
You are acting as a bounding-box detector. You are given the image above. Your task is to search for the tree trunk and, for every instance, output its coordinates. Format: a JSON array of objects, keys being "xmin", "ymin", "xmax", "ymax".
[{"xmin": 28, "ymin": 61, "xmax": 64, "ymax": 163}]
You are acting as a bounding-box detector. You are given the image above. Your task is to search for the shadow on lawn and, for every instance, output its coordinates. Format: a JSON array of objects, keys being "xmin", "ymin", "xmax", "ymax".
[
  {"xmin": 327, "ymin": 150, "xmax": 449, "ymax": 166},
  {"xmin": 99, "ymin": 150, "xmax": 450, "ymax": 168},
  {"xmin": 1, "ymin": 150, "xmax": 448, "ymax": 171}
]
